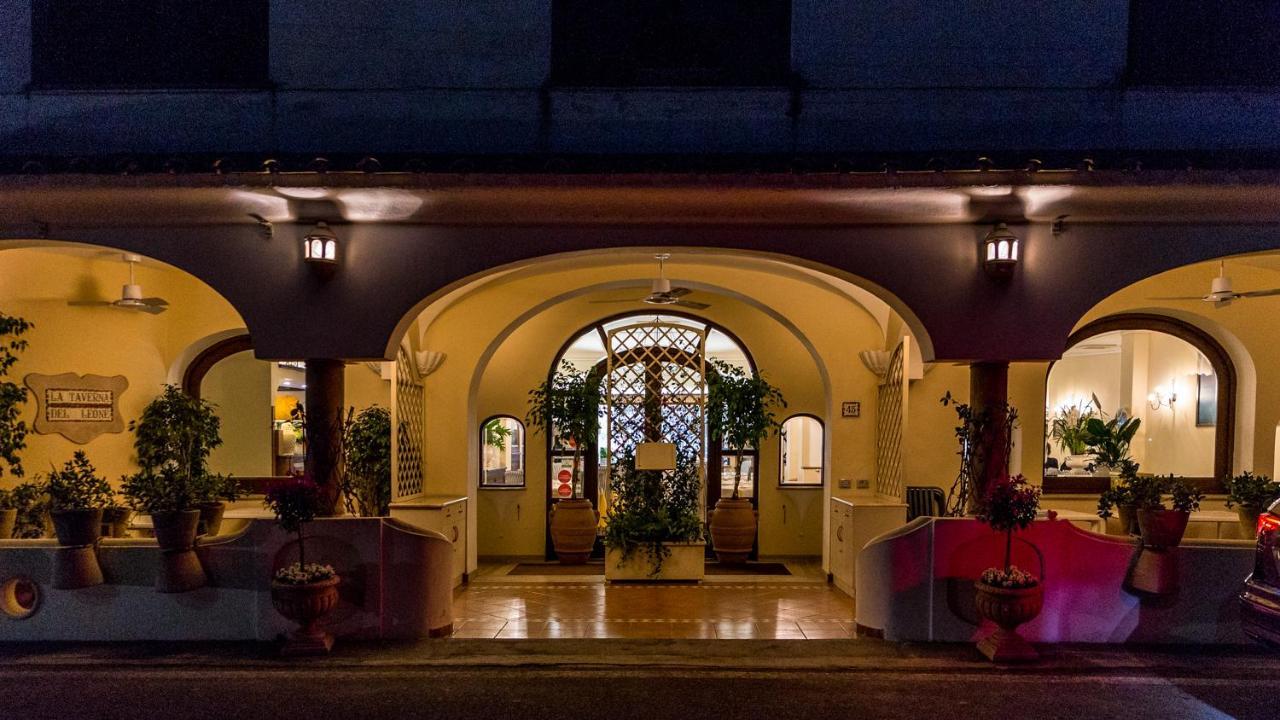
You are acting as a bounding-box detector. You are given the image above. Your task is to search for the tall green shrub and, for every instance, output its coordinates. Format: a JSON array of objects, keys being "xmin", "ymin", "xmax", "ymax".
[
  {"xmin": 0, "ymin": 312, "xmax": 33, "ymax": 482},
  {"xmin": 527, "ymin": 361, "xmax": 603, "ymax": 500},
  {"xmin": 705, "ymin": 359, "xmax": 786, "ymax": 498},
  {"xmin": 340, "ymin": 406, "xmax": 391, "ymax": 516}
]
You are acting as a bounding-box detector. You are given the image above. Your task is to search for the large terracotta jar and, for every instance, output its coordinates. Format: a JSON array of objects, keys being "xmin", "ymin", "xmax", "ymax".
[
  {"xmin": 974, "ymin": 581, "xmax": 1044, "ymax": 662},
  {"xmin": 50, "ymin": 508, "xmax": 105, "ymax": 589},
  {"xmin": 271, "ymin": 575, "xmax": 341, "ymax": 656},
  {"xmin": 709, "ymin": 497, "xmax": 757, "ymax": 564},
  {"xmin": 1137, "ymin": 508, "xmax": 1190, "ymax": 549},
  {"xmin": 549, "ymin": 498, "xmax": 599, "ymax": 564},
  {"xmin": 151, "ymin": 509, "xmax": 207, "ymax": 593}
]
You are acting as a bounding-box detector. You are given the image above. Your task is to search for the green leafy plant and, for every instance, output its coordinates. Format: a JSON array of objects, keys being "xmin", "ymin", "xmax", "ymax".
[
  {"xmin": 482, "ymin": 418, "xmax": 514, "ymax": 451},
  {"xmin": 193, "ymin": 473, "xmax": 242, "ymax": 505},
  {"xmin": 340, "ymin": 406, "xmax": 391, "ymax": 517},
  {"xmin": 706, "ymin": 359, "xmax": 786, "ymax": 498},
  {"xmin": 976, "ymin": 474, "xmax": 1042, "ymax": 588},
  {"xmin": 527, "ymin": 361, "xmax": 603, "ymax": 500},
  {"xmin": 1224, "ymin": 471, "xmax": 1280, "ymax": 510},
  {"xmin": 602, "ymin": 451, "xmax": 703, "ymax": 576},
  {"xmin": 941, "ymin": 392, "xmax": 1019, "ymax": 516},
  {"xmin": 44, "ymin": 451, "xmax": 113, "ymax": 511},
  {"xmin": 264, "ymin": 475, "xmax": 334, "ymax": 584},
  {"xmin": 1081, "ymin": 413, "xmax": 1141, "ymax": 470},
  {"xmin": 6, "ymin": 481, "xmax": 49, "ymax": 538},
  {"xmin": 1121, "ymin": 473, "xmax": 1205, "ymax": 513},
  {"xmin": 0, "ymin": 312, "xmax": 33, "ymax": 482},
  {"xmin": 1048, "ymin": 397, "xmax": 1098, "ymax": 456},
  {"xmin": 1096, "ymin": 459, "xmax": 1140, "ymax": 519},
  {"xmin": 124, "ymin": 385, "xmax": 223, "ymax": 513}
]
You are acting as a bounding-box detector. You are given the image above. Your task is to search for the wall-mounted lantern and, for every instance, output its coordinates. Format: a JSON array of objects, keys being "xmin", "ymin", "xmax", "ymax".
[
  {"xmin": 1148, "ymin": 379, "xmax": 1177, "ymax": 411},
  {"xmin": 302, "ymin": 222, "xmax": 339, "ymax": 272},
  {"xmin": 982, "ymin": 223, "xmax": 1020, "ymax": 278}
]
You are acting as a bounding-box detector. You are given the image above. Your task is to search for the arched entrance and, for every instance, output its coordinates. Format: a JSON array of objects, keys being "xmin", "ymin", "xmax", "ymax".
[{"xmin": 543, "ymin": 312, "xmax": 755, "ymax": 560}]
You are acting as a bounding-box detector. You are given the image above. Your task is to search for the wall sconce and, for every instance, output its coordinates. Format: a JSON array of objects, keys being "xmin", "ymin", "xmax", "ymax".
[
  {"xmin": 302, "ymin": 222, "xmax": 339, "ymax": 272},
  {"xmin": 1148, "ymin": 381, "xmax": 1177, "ymax": 411},
  {"xmin": 982, "ymin": 223, "xmax": 1020, "ymax": 278}
]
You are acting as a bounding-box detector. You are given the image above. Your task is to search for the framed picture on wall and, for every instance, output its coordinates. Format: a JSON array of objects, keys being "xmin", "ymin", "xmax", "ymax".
[{"xmin": 1196, "ymin": 374, "xmax": 1217, "ymax": 427}]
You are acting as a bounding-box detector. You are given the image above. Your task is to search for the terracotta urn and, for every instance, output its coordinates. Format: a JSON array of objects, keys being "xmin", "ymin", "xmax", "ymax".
[
  {"xmin": 974, "ymin": 581, "xmax": 1044, "ymax": 662},
  {"xmin": 271, "ymin": 575, "xmax": 341, "ymax": 656},
  {"xmin": 709, "ymin": 497, "xmax": 757, "ymax": 564},
  {"xmin": 549, "ymin": 498, "xmax": 599, "ymax": 564},
  {"xmin": 1237, "ymin": 505, "xmax": 1263, "ymax": 539},
  {"xmin": 151, "ymin": 509, "xmax": 207, "ymax": 593},
  {"xmin": 197, "ymin": 501, "xmax": 226, "ymax": 537},
  {"xmin": 50, "ymin": 508, "xmax": 105, "ymax": 589},
  {"xmin": 0, "ymin": 507, "xmax": 17, "ymax": 540},
  {"xmin": 1137, "ymin": 508, "xmax": 1190, "ymax": 549}
]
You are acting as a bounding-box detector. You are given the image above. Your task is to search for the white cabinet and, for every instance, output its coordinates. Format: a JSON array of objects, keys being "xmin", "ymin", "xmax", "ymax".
[
  {"xmin": 829, "ymin": 497, "xmax": 907, "ymax": 598},
  {"xmin": 389, "ymin": 496, "xmax": 468, "ymax": 587}
]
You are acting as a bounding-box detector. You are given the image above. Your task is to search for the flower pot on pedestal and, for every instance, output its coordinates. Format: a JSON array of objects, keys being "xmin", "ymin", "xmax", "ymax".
[
  {"xmin": 974, "ymin": 582, "xmax": 1044, "ymax": 662},
  {"xmin": 1128, "ymin": 508, "xmax": 1191, "ymax": 596},
  {"xmin": 51, "ymin": 508, "xmax": 105, "ymax": 589},
  {"xmin": 709, "ymin": 498, "xmax": 756, "ymax": 564},
  {"xmin": 151, "ymin": 509, "xmax": 207, "ymax": 593},
  {"xmin": 549, "ymin": 498, "xmax": 598, "ymax": 564},
  {"xmin": 271, "ymin": 575, "xmax": 341, "ymax": 656}
]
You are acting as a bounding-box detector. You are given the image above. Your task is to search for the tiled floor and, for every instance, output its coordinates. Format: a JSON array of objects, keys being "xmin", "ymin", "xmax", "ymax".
[{"xmin": 450, "ymin": 562, "xmax": 856, "ymax": 639}]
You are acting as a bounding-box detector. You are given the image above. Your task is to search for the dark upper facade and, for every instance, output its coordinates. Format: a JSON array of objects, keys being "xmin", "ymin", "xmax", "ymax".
[{"xmin": 2, "ymin": 1, "xmax": 1280, "ymax": 169}]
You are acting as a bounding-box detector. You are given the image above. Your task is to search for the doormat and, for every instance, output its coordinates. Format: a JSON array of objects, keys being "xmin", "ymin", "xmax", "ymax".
[{"xmin": 507, "ymin": 562, "xmax": 791, "ymax": 576}]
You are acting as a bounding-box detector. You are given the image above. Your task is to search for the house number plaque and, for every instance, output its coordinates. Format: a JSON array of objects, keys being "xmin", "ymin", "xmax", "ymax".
[{"xmin": 23, "ymin": 373, "xmax": 129, "ymax": 444}]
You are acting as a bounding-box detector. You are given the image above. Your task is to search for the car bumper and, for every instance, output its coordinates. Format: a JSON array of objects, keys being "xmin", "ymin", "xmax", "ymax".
[{"xmin": 1241, "ymin": 576, "xmax": 1280, "ymax": 647}]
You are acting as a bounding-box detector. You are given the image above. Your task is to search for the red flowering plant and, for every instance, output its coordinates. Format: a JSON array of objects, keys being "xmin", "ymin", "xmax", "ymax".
[
  {"xmin": 263, "ymin": 475, "xmax": 335, "ymax": 585},
  {"xmin": 976, "ymin": 474, "xmax": 1042, "ymax": 589}
]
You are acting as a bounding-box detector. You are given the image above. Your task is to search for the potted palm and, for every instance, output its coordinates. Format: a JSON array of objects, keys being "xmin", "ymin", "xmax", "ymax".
[
  {"xmin": 527, "ymin": 361, "xmax": 604, "ymax": 564},
  {"xmin": 1081, "ymin": 412, "xmax": 1142, "ymax": 476},
  {"xmin": 603, "ymin": 451, "xmax": 705, "ymax": 580},
  {"xmin": 44, "ymin": 451, "xmax": 114, "ymax": 588},
  {"xmin": 705, "ymin": 359, "xmax": 785, "ymax": 563},
  {"xmin": 339, "ymin": 406, "xmax": 391, "ymax": 517},
  {"xmin": 1224, "ymin": 471, "xmax": 1280, "ymax": 537},
  {"xmin": 265, "ymin": 475, "xmax": 340, "ymax": 656},
  {"xmin": 0, "ymin": 312, "xmax": 33, "ymax": 538},
  {"xmin": 974, "ymin": 474, "xmax": 1043, "ymax": 662}
]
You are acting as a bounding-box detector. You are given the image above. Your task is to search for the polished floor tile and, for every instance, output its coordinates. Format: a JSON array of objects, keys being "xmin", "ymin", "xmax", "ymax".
[{"xmin": 449, "ymin": 563, "xmax": 856, "ymax": 640}]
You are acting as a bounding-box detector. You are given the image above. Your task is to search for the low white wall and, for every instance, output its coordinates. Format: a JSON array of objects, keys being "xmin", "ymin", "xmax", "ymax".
[
  {"xmin": 856, "ymin": 517, "xmax": 1255, "ymax": 645},
  {"xmin": 0, "ymin": 518, "xmax": 453, "ymax": 641}
]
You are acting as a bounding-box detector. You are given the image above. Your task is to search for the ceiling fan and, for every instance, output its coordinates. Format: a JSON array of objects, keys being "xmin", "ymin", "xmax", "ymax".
[
  {"xmin": 1151, "ymin": 261, "xmax": 1280, "ymax": 307},
  {"xmin": 68, "ymin": 253, "xmax": 170, "ymax": 315},
  {"xmin": 591, "ymin": 254, "xmax": 710, "ymax": 310}
]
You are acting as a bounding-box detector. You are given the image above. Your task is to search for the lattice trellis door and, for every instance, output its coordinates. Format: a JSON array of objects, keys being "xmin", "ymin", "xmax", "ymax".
[
  {"xmin": 604, "ymin": 320, "xmax": 707, "ymax": 513},
  {"xmin": 390, "ymin": 344, "xmax": 426, "ymax": 502},
  {"xmin": 874, "ymin": 337, "xmax": 911, "ymax": 499}
]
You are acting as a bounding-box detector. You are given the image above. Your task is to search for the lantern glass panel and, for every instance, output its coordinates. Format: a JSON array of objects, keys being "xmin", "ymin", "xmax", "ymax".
[{"xmin": 324, "ymin": 239, "xmax": 336, "ymax": 261}]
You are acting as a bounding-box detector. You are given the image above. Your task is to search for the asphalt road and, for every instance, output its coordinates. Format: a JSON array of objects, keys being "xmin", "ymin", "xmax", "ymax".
[{"xmin": 2, "ymin": 641, "xmax": 1278, "ymax": 720}]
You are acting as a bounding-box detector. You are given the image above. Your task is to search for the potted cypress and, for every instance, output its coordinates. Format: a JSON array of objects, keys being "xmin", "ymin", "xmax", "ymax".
[
  {"xmin": 1224, "ymin": 471, "xmax": 1280, "ymax": 537},
  {"xmin": 705, "ymin": 359, "xmax": 785, "ymax": 563},
  {"xmin": 974, "ymin": 474, "xmax": 1043, "ymax": 662},
  {"xmin": 603, "ymin": 451, "xmax": 705, "ymax": 580},
  {"xmin": 339, "ymin": 406, "xmax": 392, "ymax": 517},
  {"xmin": 44, "ymin": 451, "xmax": 114, "ymax": 588},
  {"xmin": 0, "ymin": 312, "xmax": 33, "ymax": 538},
  {"xmin": 265, "ymin": 475, "xmax": 340, "ymax": 656},
  {"xmin": 123, "ymin": 384, "xmax": 224, "ymax": 592},
  {"xmin": 527, "ymin": 361, "xmax": 604, "ymax": 564}
]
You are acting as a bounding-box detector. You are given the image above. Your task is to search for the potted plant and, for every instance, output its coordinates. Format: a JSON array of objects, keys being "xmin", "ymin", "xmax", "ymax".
[
  {"xmin": 1081, "ymin": 412, "xmax": 1142, "ymax": 475},
  {"xmin": 194, "ymin": 473, "xmax": 241, "ymax": 537},
  {"xmin": 974, "ymin": 474, "xmax": 1043, "ymax": 662},
  {"xmin": 1224, "ymin": 471, "xmax": 1280, "ymax": 537},
  {"xmin": 6, "ymin": 481, "xmax": 50, "ymax": 538},
  {"xmin": 44, "ymin": 450, "xmax": 114, "ymax": 588},
  {"xmin": 1096, "ymin": 458, "xmax": 1141, "ymax": 535},
  {"xmin": 1048, "ymin": 398, "xmax": 1097, "ymax": 467},
  {"xmin": 1132, "ymin": 474, "xmax": 1204, "ymax": 550},
  {"xmin": 0, "ymin": 312, "xmax": 33, "ymax": 538},
  {"xmin": 264, "ymin": 475, "xmax": 339, "ymax": 656},
  {"xmin": 527, "ymin": 361, "xmax": 604, "ymax": 564},
  {"xmin": 339, "ymin": 406, "xmax": 391, "ymax": 517},
  {"xmin": 602, "ymin": 451, "xmax": 705, "ymax": 581},
  {"xmin": 100, "ymin": 494, "xmax": 133, "ymax": 539},
  {"xmin": 705, "ymin": 359, "xmax": 785, "ymax": 563},
  {"xmin": 124, "ymin": 384, "xmax": 223, "ymax": 591}
]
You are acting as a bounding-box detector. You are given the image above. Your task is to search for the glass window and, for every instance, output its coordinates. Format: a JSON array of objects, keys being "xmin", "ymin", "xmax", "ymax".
[
  {"xmin": 1046, "ymin": 330, "xmax": 1216, "ymax": 479},
  {"xmin": 551, "ymin": 0, "xmax": 792, "ymax": 87},
  {"xmin": 481, "ymin": 416, "xmax": 526, "ymax": 489},
  {"xmin": 780, "ymin": 415, "xmax": 823, "ymax": 487},
  {"xmin": 32, "ymin": 0, "xmax": 270, "ymax": 88}
]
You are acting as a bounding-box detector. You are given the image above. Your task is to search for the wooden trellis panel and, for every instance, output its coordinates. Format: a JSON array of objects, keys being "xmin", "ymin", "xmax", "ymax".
[
  {"xmin": 391, "ymin": 345, "xmax": 426, "ymax": 502},
  {"xmin": 875, "ymin": 338, "xmax": 910, "ymax": 499}
]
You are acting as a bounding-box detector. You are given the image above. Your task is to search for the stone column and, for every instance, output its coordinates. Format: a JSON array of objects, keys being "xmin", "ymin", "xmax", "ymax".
[
  {"xmin": 968, "ymin": 361, "xmax": 1011, "ymax": 514},
  {"xmin": 305, "ymin": 359, "xmax": 345, "ymax": 516}
]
